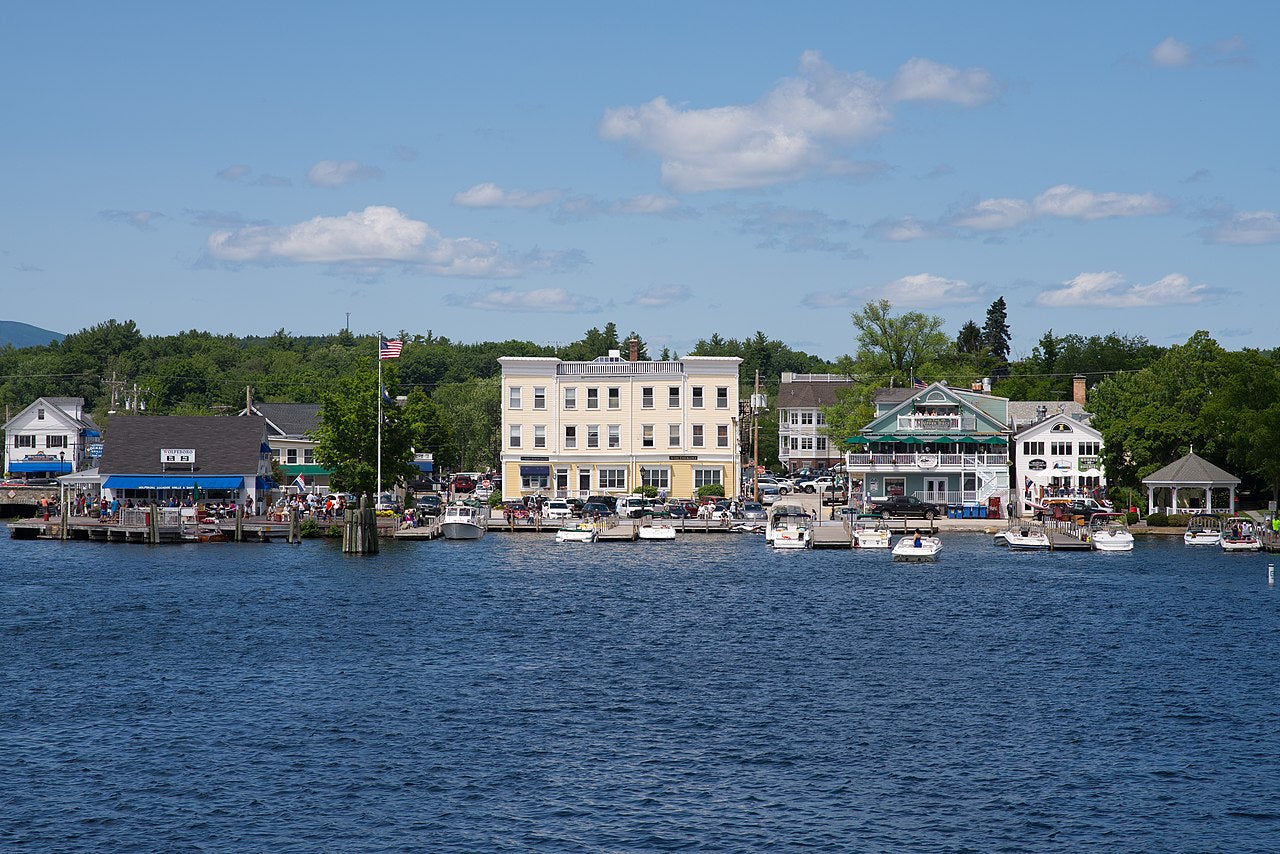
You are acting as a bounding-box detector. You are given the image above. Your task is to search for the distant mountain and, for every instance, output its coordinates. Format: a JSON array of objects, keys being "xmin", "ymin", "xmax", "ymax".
[{"xmin": 0, "ymin": 320, "xmax": 64, "ymax": 348}]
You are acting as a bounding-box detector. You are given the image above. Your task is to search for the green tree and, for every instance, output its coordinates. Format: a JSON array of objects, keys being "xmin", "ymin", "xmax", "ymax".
[
  {"xmin": 314, "ymin": 366, "xmax": 417, "ymax": 495},
  {"xmin": 981, "ymin": 296, "xmax": 1011, "ymax": 377},
  {"xmin": 849, "ymin": 300, "xmax": 954, "ymax": 382},
  {"xmin": 431, "ymin": 377, "xmax": 500, "ymax": 471},
  {"xmin": 955, "ymin": 320, "xmax": 983, "ymax": 355}
]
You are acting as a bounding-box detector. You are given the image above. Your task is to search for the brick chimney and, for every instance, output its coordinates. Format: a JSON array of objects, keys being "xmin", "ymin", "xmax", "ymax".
[
  {"xmin": 628, "ymin": 337, "xmax": 638, "ymax": 362},
  {"xmin": 1073, "ymin": 375, "xmax": 1086, "ymax": 406}
]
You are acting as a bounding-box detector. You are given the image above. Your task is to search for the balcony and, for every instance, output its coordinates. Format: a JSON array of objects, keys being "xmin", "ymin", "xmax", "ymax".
[
  {"xmin": 895, "ymin": 415, "xmax": 978, "ymax": 432},
  {"xmin": 846, "ymin": 452, "xmax": 1008, "ymax": 470},
  {"xmin": 557, "ymin": 361, "xmax": 684, "ymax": 376}
]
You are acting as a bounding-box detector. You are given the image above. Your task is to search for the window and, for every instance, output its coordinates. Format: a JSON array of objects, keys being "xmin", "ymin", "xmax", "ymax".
[
  {"xmin": 642, "ymin": 425, "xmax": 654, "ymax": 448},
  {"xmin": 303, "ymin": 448, "xmax": 315, "ymax": 464},
  {"xmin": 790, "ymin": 411, "xmax": 799, "ymax": 425},
  {"xmin": 608, "ymin": 425, "xmax": 620, "ymax": 448},
  {"xmin": 45, "ymin": 435, "xmax": 67, "ymax": 448},
  {"xmin": 716, "ymin": 387, "xmax": 729, "ymax": 409},
  {"xmin": 509, "ymin": 425, "xmax": 522, "ymax": 448},
  {"xmin": 274, "ymin": 449, "xmax": 283, "ymax": 462},
  {"xmin": 790, "ymin": 437, "xmax": 798, "ymax": 450},
  {"xmin": 668, "ymin": 424, "xmax": 681, "ymax": 447},
  {"xmin": 801, "ymin": 411, "xmax": 814, "ymax": 425},
  {"xmin": 694, "ymin": 468, "xmax": 723, "ymax": 489},
  {"xmin": 800, "ymin": 437, "xmax": 814, "ymax": 450},
  {"xmin": 641, "ymin": 467, "xmax": 670, "ymax": 490},
  {"xmin": 691, "ymin": 386, "xmax": 704, "ymax": 408},
  {"xmin": 816, "ymin": 437, "xmax": 827, "ymax": 452},
  {"xmin": 533, "ymin": 387, "xmax": 546, "ymax": 410},
  {"xmin": 534, "ymin": 425, "xmax": 546, "ymax": 449},
  {"xmin": 36, "ymin": 408, "xmax": 45, "ymax": 421},
  {"xmin": 565, "ymin": 426, "xmax": 577, "ymax": 449},
  {"xmin": 692, "ymin": 424, "xmax": 704, "ymax": 447},
  {"xmin": 508, "ymin": 387, "xmax": 522, "ymax": 409},
  {"xmin": 1050, "ymin": 441, "xmax": 1072, "ymax": 456},
  {"xmin": 884, "ymin": 477, "xmax": 906, "ymax": 497},
  {"xmin": 717, "ymin": 425, "xmax": 729, "ymax": 448},
  {"xmin": 1023, "ymin": 441, "xmax": 1045, "ymax": 456},
  {"xmin": 521, "ymin": 473, "xmax": 550, "ymax": 490},
  {"xmin": 14, "ymin": 434, "xmax": 35, "ymax": 448},
  {"xmin": 587, "ymin": 425, "xmax": 600, "ymax": 449},
  {"xmin": 564, "ymin": 387, "xmax": 577, "ymax": 409},
  {"xmin": 598, "ymin": 467, "xmax": 627, "ymax": 490},
  {"xmin": 287, "ymin": 448, "xmax": 298, "ymax": 464},
  {"xmin": 668, "ymin": 386, "xmax": 680, "ymax": 408},
  {"xmin": 642, "ymin": 387, "xmax": 654, "ymax": 409},
  {"xmin": 587, "ymin": 388, "xmax": 599, "ymax": 409},
  {"xmin": 1079, "ymin": 441, "xmax": 1100, "ymax": 456},
  {"xmin": 607, "ymin": 387, "xmax": 620, "ymax": 409},
  {"xmin": 815, "ymin": 411, "xmax": 826, "ymax": 426}
]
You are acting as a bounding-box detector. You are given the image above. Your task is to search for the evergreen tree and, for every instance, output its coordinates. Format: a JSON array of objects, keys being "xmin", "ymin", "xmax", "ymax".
[
  {"xmin": 956, "ymin": 321, "xmax": 983, "ymax": 354},
  {"xmin": 981, "ymin": 297, "xmax": 1011, "ymax": 377}
]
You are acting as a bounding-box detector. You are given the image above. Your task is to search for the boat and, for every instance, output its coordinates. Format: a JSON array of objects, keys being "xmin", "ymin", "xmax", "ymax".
[
  {"xmin": 555, "ymin": 521, "xmax": 598, "ymax": 543},
  {"xmin": 852, "ymin": 514, "xmax": 891, "ymax": 549},
  {"xmin": 440, "ymin": 503, "xmax": 487, "ymax": 540},
  {"xmin": 1220, "ymin": 516, "xmax": 1261, "ymax": 552},
  {"xmin": 766, "ymin": 503, "xmax": 812, "ymax": 549},
  {"xmin": 892, "ymin": 533, "xmax": 942, "ymax": 561},
  {"xmin": 637, "ymin": 519, "xmax": 676, "ymax": 541},
  {"xmin": 1089, "ymin": 512, "xmax": 1134, "ymax": 552},
  {"xmin": 1183, "ymin": 513, "xmax": 1223, "ymax": 546},
  {"xmin": 1005, "ymin": 521, "xmax": 1051, "ymax": 551}
]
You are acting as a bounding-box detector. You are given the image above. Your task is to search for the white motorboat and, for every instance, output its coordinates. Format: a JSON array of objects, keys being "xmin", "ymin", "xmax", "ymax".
[
  {"xmin": 892, "ymin": 533, "xmax": 942, "ymax": 562},
  {"xmin": 555, "ymin": 521, "xmax": 598, "ymax": 543},
  {"xmin": 1089, "ymin": 512, "xmax": 1134, "ymax": 552},
  {"xmin": 852, "ymin": 514, "xmax": 891, "ymax": 549},
  {"xmin": 1183, "ymin": 513, "xmax": 1223, "ymax": 546},
  {"xmin": 1220, "ymin": 517, "xmax": 1261, "ymax": 552},
  {"xmin": 440, "ymin": 503, "xmax": 487, "ymax": 540},
  {"xmin": 637, "ymin": 520, "xmax": 676, "ymax": 541},
  {"xmin": 1006, "ymin": 521, "xmax": 1051, "ymax": 551},
  {"xmin": 766, "ymin": 504, "xmax": 812, "ymax": 549}
]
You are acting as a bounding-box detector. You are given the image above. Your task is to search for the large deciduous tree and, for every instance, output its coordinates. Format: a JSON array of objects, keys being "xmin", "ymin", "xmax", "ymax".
[
  {"xmin": 849, "ymin": 300, "xmax": 954, "ymax": 381},
  {"xmin": 314, "ymin": 366, "xmax": 417, "ymax": 496}
]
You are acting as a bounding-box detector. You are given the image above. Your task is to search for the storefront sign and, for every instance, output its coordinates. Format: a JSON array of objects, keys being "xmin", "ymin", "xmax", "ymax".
[
  {"xmin": 161, "ymin": 448, "xmax": 196, "ymax": 464},
  {"xmin": 669, "ymin": 455, "xmax": 697, "ymax": 460},
  {"xmin": 1028, "ymin": 458, "xmax": 1047, "ymax": 471}
]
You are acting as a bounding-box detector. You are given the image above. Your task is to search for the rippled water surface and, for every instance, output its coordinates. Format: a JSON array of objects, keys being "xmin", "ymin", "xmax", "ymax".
[{"xmin": 3, "ymin": 531, "xmax": 1279, "ymax": 851}]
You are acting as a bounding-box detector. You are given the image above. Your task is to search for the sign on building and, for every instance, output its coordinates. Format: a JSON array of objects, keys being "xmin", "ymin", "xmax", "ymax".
[{"xmin": 161, "ymin": 448, "xmax": 196, "ymax": 465}]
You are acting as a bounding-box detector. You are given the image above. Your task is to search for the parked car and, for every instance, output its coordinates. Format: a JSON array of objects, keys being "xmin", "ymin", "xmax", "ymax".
[
  {"xmin": 586, "ymin": 495, "xmax": 618, "ymax": 511},
  {"xmin": 450, "ymin": 474, "xmax": 476, "ymax": 493},
  {"xmin": 374, "ymin": 493, "xmax": 402, "ymax": 512},
  {"xmin": 797, "ymin": 477, "xmax": 838, "ymax": 494},
  {"xmin": 870, "ymin": 494, "xmax": 942, "ymax": 519},
  {"xmin": 615, "ymin": 496, "xmax": 653, "ymax": 518},
  {"xmin": 581, "ymin": 501, "xmax": 613, "ymax": 517},
  {"xmin": 665, "ymin": 503, "xmax": 690, "ymax": 519},
  {"xmin": 542, "ymin": 499, "xmax": 573, "ymax": 519},
  {"xmin": 414, "ymin": 494, "xmax": 443, "ymax": 516},
  {"xmin": 741, "ymin": 501, "xmax": 767, "ymax": 520},
  {"xmin": 759, "ymin": 483, "xmax": 781, "ymax": 505},
  {"xmin": 565, "ymin": 498, "xmax": 585, "ymax": 517}
]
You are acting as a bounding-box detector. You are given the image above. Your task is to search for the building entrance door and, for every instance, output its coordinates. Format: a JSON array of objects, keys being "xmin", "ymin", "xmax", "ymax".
[
  {"xmin": 924, "ymin": 477, "xmax": 948, "ymax": 503},
  {"xmin": 578, "ymin": 468, "xmax": 591, "ymax": 497}
]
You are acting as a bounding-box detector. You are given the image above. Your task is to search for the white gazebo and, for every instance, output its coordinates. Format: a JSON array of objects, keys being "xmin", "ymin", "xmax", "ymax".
[{"xmin": 1141, "ymin": 450, "xmax": 1239, "ymax": 515}]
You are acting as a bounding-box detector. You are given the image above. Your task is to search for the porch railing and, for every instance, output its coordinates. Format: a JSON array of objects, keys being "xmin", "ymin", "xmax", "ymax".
[{"xmin": 846, "ymin": 452, "xmax": 1007, "ymax": 468}]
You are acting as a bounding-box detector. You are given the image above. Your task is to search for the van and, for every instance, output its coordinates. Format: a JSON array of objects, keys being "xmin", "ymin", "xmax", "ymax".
[{"xmin": 615, "ymin": 496, "xmax": 653, "ymax": 518}]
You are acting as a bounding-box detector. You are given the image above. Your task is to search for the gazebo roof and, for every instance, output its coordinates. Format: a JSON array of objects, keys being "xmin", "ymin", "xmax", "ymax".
[{"xmin": 1141, "ymin": 450, "xmax": 1239, "ymax": 486}]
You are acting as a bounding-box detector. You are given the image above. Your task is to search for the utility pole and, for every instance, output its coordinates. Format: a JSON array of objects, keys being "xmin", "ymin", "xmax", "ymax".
[{"xmin": 752, "ymin": 370, "xmax": 760, "ymax": 502}]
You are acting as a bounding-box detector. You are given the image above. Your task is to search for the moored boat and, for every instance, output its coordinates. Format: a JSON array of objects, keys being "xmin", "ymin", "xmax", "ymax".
[
  {"xmin": 766, "ymin": 503, "xmax": 812, "ymax": 549},
  {"xmin": 1089, "ymin": 512, "xmax": 1134, "ymax": 552},
  {"xmin": 637, "ymin": 520, "xmax": 676, "ymax": 541},
  {"xmin": 852, "ymin": 514, "xmax": 891, "ymax": 549},
  {"xmin": 1220, "ymin": 516, "xmax": 1261, "ymax": 552},
  {"xmin": 555, "ymin": 521, "xmax": 598, "ymax": 543},
  {"xmin": 1006, "ymin": 521, "xmax": 1051, "ymax": 551},
  {"xmin": 441, "ymin": 503, "xmax": 487, "ymax": 540},
  {"xmin": 1183, "ymin": 513, "xmax": 1223, "ymax": 546}
]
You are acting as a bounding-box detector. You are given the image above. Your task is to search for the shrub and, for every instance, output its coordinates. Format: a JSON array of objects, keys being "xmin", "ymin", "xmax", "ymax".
[
  {"xmin": 488, "ymin": 492, "xmax": 503, "ymax": 508},
  {"xmin": 1166, "ymin": 514, "xmax": 1192, "ymax": 528},
  {"xmin": 1145, "ymin": 512, "xmax": 1169, "ymax": 527},
  {"xmin": 632, "ymin": 485, "xmax": 659, "ymax": 498},
  {"xmin": 299, "ymin": 518, "xmax": 321, "ymax": 538},
  {"xmin": 696, "ymin": 483, "xmax": 725, "ymax": 498},
  {"xmin": 324, "ymin": 524, "xmax": 343, "ymax": 538},
  {"xmin": 1126, "ymin": 511, "xmax": 1139, "ymax": 525}
]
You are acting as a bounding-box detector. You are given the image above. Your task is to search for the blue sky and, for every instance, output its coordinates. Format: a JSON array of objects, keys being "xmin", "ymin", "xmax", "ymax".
[{"xmin": 3, "ymin": 1, "xmax": 1276, "ymax": 359}]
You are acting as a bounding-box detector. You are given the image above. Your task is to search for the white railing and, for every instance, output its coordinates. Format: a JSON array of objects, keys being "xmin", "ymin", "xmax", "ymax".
[
  {"xmin": 557, "ymin": 361, "xmax": 683, "ymax": 376},
  {"xmin": 847, "ymin": 453, "xmax": 1007, "ymax": 468},
  {"xmin": 894, "ymin": 415, "xmax": 979, "ymax": 432}
]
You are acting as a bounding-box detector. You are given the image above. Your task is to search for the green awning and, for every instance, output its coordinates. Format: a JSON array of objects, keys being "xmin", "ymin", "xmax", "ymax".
[
  {"xmin": 954, "ymin": 436, "xmax": 981, "ymax": 444},
  {"xmin": 898, "ymin": 436, "xmax": 925, "ymax": 445},
  {"xmin": 844, "ymin": 436, "xmax": 871, "ymax": 445},
  {"xmin": 979, "ymin": 436, "xmax": 1008, "ymax": 445}
]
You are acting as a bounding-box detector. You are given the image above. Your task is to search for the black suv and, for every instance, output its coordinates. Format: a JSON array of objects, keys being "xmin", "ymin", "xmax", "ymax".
[
  {"xmin": 870, "ymin": 495, "xmax": 942, "ymax": 519},
  {"xmin": 414, "ymin": 494, "xmax": 443, "ymax": 516}
]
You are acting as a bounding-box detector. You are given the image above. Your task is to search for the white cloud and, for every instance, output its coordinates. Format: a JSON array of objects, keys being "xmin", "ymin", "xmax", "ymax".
[
  {"xmin": 866, "ymin": 215, "xmax": 941, "ymax": 241},
  {"xmin": 550, "ymin": 193, "xmax": 695, "ymax": 222},
  {"xmin": 628, "ymin": 284, "xmax": 692, "ymax": 307},
  {"xmin": 307, "ymin": 159, "xmax": 383, "ymax": 188},
  {"xmin": 100, "ymin": 210, "xmax": 165, "ymax": 230},
  {"xmin": 600, "ymin": 50, "xmax": 996, "ymax": 192},
  {"xmin": 1204, "ymin": 210, "xmax": 1280, "ymax": 245},
  {"xmin": 883, "ymin": 273, "xmax": 978, "ymax": 306},
  {"xmin": 1037, "ymin": 272, "xmax": 1209, "ymax": 308},
  {"xmin": 888, "ymin": 57, "xmax": 999, "ymax": 105},
  {"xmin": 1151, "ymin": 37, "xmax": 1194, "ymax": 68},
  {"xmin": 216, "ymin": 164, "xmax": 252, "ymax": 182},
  {"xmin": 204, "ymin": 205, "xmax": 582, "ymax": 277},
  {"xmin": 452, "ymin": 182, "xmax": 561, "ymax": 209},
  {"xmin": 950, "ymin": 184, "xmax": 1170, "ymax": 231},
  {"xmin": 444, "ymin": 286, "xmax": 599, "ymax": 313}
]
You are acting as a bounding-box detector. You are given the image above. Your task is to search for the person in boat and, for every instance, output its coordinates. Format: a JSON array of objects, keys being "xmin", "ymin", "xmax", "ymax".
[{"xmin": 913, "ymin": 529, "xmax": 923, "ymax": 548}]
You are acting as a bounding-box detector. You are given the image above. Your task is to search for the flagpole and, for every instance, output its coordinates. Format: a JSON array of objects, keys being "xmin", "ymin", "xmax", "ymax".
[{"xmin": 377, "ymin": 333, "xmax": 383, "ymax": 502}]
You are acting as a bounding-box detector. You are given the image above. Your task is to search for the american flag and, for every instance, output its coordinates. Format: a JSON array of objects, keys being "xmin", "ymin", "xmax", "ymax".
[
  {"xmin": 379, "ymin": 337, "xmax": 403, "ymax": 360},
  {"xmin": 912, "ymin": 377, "xmax": 928, "ymax": 389}
]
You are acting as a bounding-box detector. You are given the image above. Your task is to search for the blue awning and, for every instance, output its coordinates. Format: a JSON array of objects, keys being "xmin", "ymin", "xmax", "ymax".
[
  {"xmin": 103, "ymin": 475, "xmax": 245, "ymax": 490},
  {"xmin": 10, "ymin": 461, "xmax": 73, "ymax": 473},
  {"xmin": 519, "ymin": 465, "xmax": 549, "ymax": 476},
  {"xmin": 84, "ymin": 429, "xmax": 101, "ymax": 438},
  {"xmin": 413, "ymin": 460, "xmax": 434, "ymax": 472},
  {"xmin": 256, "ymin": 476, "xmax": 276, "ymax": 490}
]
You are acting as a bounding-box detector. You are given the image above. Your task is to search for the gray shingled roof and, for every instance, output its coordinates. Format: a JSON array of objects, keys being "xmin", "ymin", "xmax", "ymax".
[
  {"xmin": 1142, "ymin": 451, "xmax": 1239, "ymax": 486},
  {"xmin": 777, "ymin": 380, "xmax": 856, "ymax": 408},
  {"xmin": 1008, "ymin": 401, "xmax": 1089, "ymax": 428},
  {"xmin": 251, "ymin": 403, "xmax": 321, "ymax": 438},
  {"xmin": 100, "ymin": 416, "xmax": 267, "ymax": 474}
]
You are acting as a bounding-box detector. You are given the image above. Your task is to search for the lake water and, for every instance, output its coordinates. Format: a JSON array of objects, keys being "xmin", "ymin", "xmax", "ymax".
[{"xmin": 2, "ymin": 531, "xmax": 1279, "ymax": 851}]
